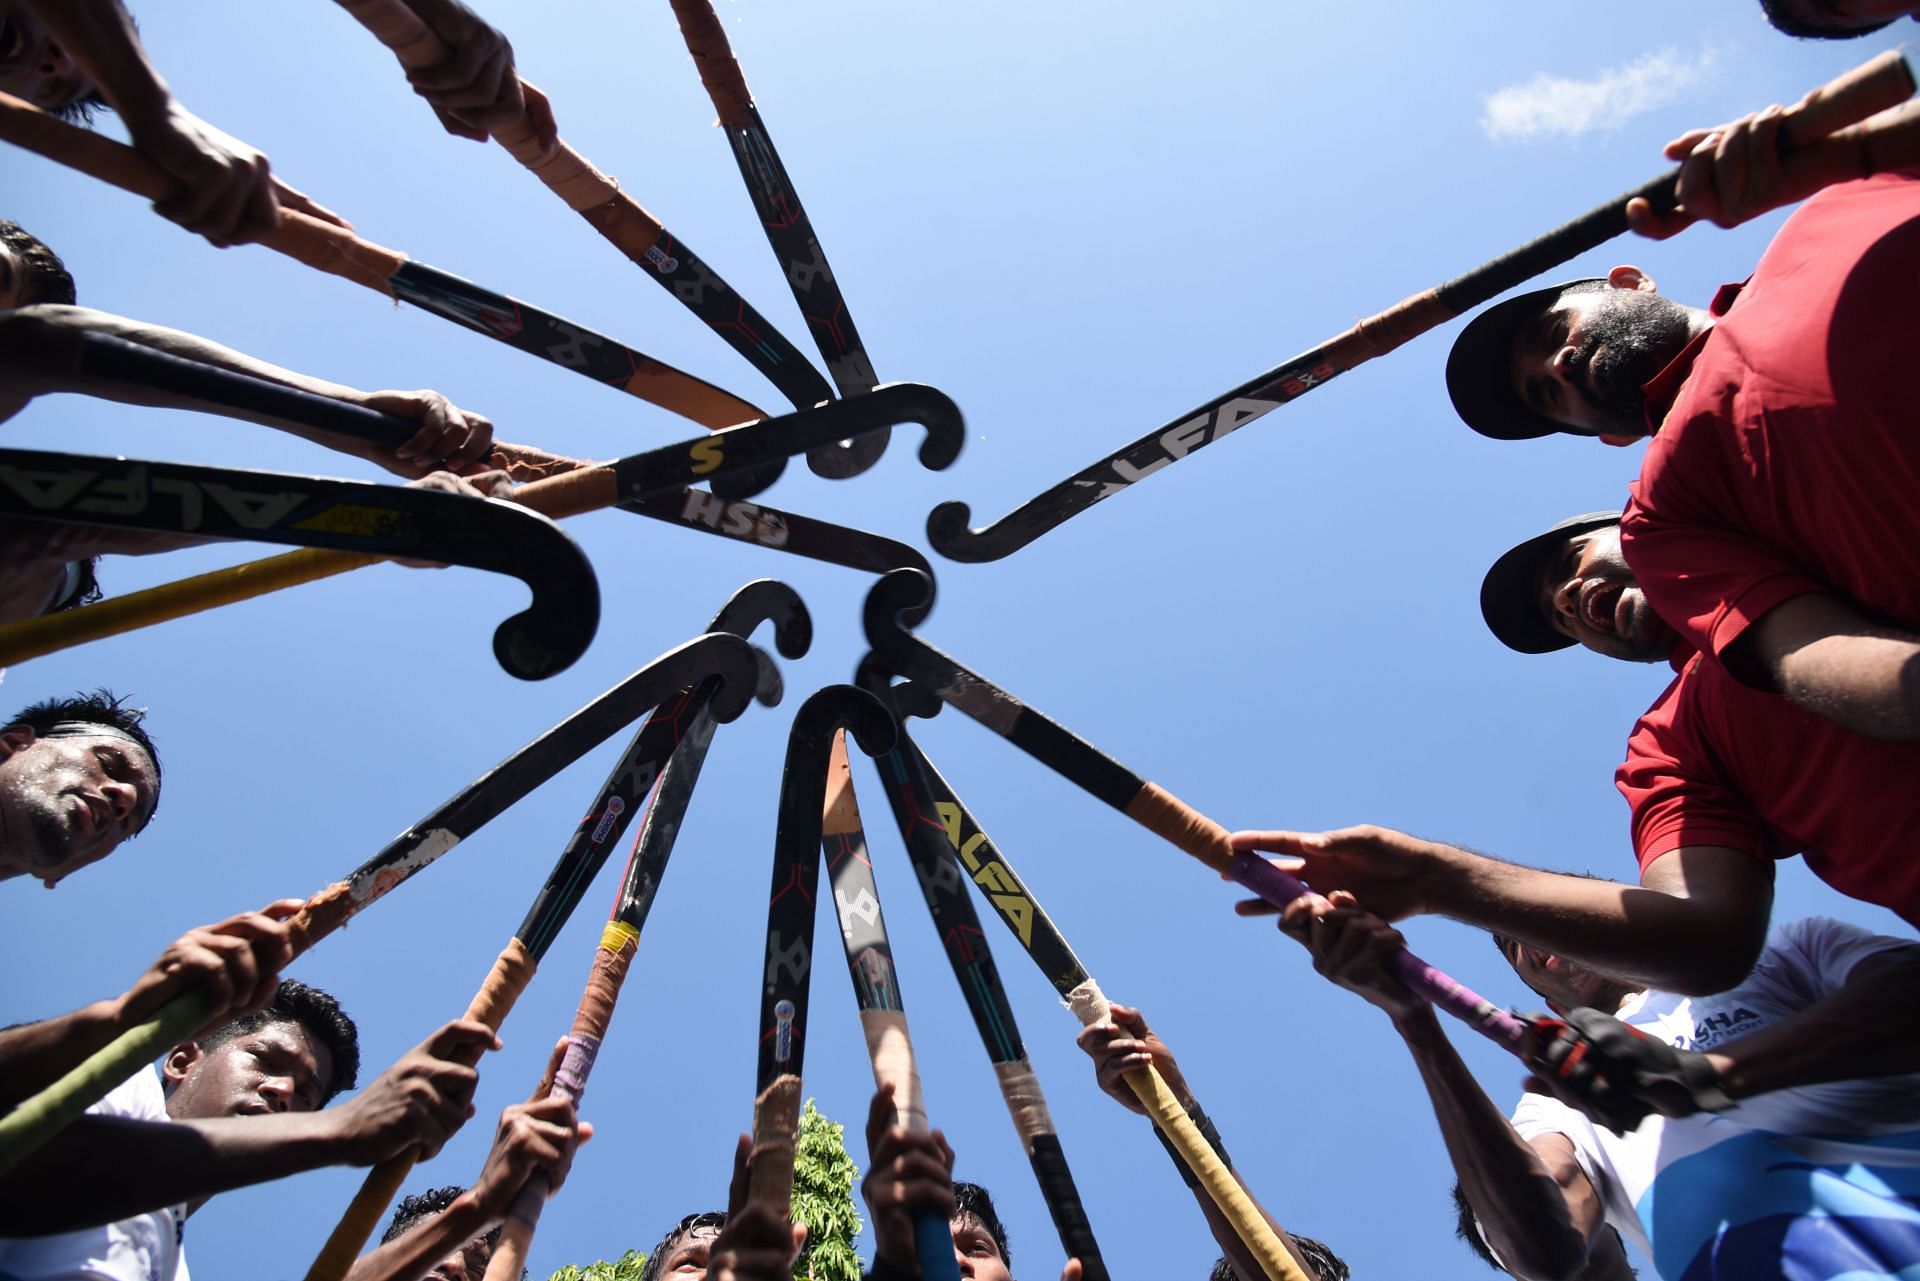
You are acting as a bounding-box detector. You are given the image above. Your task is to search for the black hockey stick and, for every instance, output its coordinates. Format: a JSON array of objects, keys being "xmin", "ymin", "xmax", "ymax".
[
  {"xmin": 925, "ymin": 52, "xmax": 1919, "ymax": 562},
  {"xmin": 0, "ymin": 444, "xmax": 597, "ymax": 680},
  {"xmin": 307, "ymin": 631, "xmax": 768, "ymax": 1281},
  {"xmin": 670, "ymin": 0, "xmax": 887, "ymax": 480},
  {"xmin": 855, "ymin": 661, "xmax": 1110, "ymax": 1280},
  {"xmin": 863, "ymin": 569, "xmax": 1531, "ymax": 1056},
  {"xmin": 0, "ymin": 93, "xmax": 768, "ymax": 433},
  {"xmin": 857, "ymin": 666, "xmax": 1304, "ymax": 1281},
  {"xmin": 0, "ymin": 630, "xmax": 756, "ymax": 1176},
  {"xmin": 338, "ymin": 0, "xmax": 836, "ymax": 417},
  {"xmin": 819, "ymin": 731, "xmax": 962, "ymax": 1281},
  {"xmin": 749, "ymin": 687, "xmax": 896, "ymax": 1225}
]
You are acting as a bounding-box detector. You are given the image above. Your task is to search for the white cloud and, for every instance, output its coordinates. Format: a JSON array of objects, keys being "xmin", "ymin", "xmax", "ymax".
[{"xmin": 1480, "ymin": 47, "xmax": 1717, "ymax": 143}]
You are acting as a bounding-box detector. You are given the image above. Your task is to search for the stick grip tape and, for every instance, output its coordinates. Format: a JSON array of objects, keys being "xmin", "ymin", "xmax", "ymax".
[
  {"xmin": 0, "ymin": 92, "xmax": 404, "ymax": 292},
  {"xmin": 1123, "ymin": 782, "xmax": 1234, "ymax": 872},
  {"xmin": 992, "ymin": 1058, "xmax": 1056, "ymax": 1144},
  {"xmin": 1224, "ymin": 852, "xmax": 1528, "ymax": 1051},
  {"xmin": 304, "ymin": 940, "xmax": 536, "ymax": 1281},
  {"xmin": 0, "ymin": 547, "xmax": 378, "ymax": 667},
  {"xmin": 668, "ymin": 0, "xmax": 755, "ymax": 126},
  {"xmin": 1025, "ymin": 1130, "xmax": 1109, "ymax": 1281},
  {"xmin": 749, "ymin": 1073, "xmax": 803, "ymax": 1212},
  {"xmin": 859, "ymin": 1010, "xmax": 960, "ymax": 1281},
  {"xmin": 1064, "ymin": 980, "xmax": 1304, "ymax": 1281},
  {"xmin": 0, "ymin": 990, "xmax": 210, "ymax": 1176}
]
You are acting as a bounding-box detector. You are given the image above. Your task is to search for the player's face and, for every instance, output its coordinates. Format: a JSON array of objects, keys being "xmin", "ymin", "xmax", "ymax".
[
  {"xmin": 1501, "ymin": 939, "xmax": 1635, "ymax": 1014},
  {"xmin": 952, "ymin": 1213, "xmax": 1012, "ymax": 1281},
  {"xmin": 1507, "ymin": 286, "xmax": 1696, "ymax": 439},
  {"xmin": 0, "ymin": 5, "xmax": 98, "ymax": 116},
  {"xmin": 424, "ymin": 1233, "xmax": 494, "ymax": 1281},
  {"xmin": 164, "ymin": 1020, "xmax": 333, "ymax": 1121},
  {"xmin": 1535, "ymin": 526, "xmax": 1673, "ymax": 664},
  {"xmin": 653, "ymin": 1223, "xmax": 722, "ymax": 1278},
  {"xmin": 0, "ymin": 728, "xmax": 159, "ymax": 887}
]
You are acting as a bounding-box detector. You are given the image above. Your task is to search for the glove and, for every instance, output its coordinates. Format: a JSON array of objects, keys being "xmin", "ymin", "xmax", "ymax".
[{"xmin": 1523, "ymin": 1007, "xmax": 1734, "ymax": 1134}]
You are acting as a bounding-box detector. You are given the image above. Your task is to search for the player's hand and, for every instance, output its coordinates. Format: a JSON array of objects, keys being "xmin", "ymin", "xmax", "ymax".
[
  {"xmin": 393, "ymin": 470, "xmax": 515, "ymax": 568},
  {"xmin": 402, "ymin": 2, "xmax": 558, "ymax": 157},
  {"xmin": 860, "ymin": 1083, "xmax": 955, "ymax": 1274},
  {"xmin": 467, "ymin": 1063, "xmax": 593, "ymax": 1219},
  {"xmin": 116, "ymin": 899, "xmax": 305, "ymax": 1039},
  {"xmin": 1231, "ymin": 825, "xmax": 1439, "ymax": 921},
  {"xmin": 1521, "ymin": 1007, "xmax": 1733, "ymax": 1135},
  {"xmin": 1075, "ymin": 1003, "xmax": 1194, "ymax": 1116},
  {"xmin": 270, "ymin": 178, "xmax": 353, "ymax": 232},
  {"xmin": 327, "ymin": 1019, "xmax": 494, "ymax": 1164},
  {"xmin": 1277, "ymin": 890, "xmax": 1427, "ymax": 1020},
  {"xmin": 131, "ymin": 103, "xmax": 280, "ymax": 247},
  {"xmin": 711, "ymin": 1133, "xmax": 808, "ymax": 1281},
  {"xmin": 357, "ymin": 389, "xmax": 496, "ymax": 477}
]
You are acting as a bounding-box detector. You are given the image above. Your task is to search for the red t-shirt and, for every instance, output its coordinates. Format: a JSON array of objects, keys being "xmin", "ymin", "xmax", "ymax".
[
  {"xmin": 1620, "ymin": 174, "xmax": 1920, "ymax": 673},
  {"xmin": 1618, "ymin": 640, "xmax": 1920, "ymax": 926}
]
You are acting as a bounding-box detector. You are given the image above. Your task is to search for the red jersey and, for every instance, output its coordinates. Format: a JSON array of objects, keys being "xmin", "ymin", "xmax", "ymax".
[
  {"xmin": 1618, "ymin": 641, "xmax": 1920, "ymax": 926},
  {"xmin": 1620, "ymin": 174, "xmax": 1920, "ymax": 672}
]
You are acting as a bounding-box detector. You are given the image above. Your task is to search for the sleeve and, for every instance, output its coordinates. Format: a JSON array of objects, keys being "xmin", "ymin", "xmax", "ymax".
[
  {"xmin": 1615, "ymin": 680, "xmax": 1771, "ymax": 870},
  {"xmin": 1750, "ymin": 917, "xmax": 1920, "ymax": 1005},
  {"xmin": 1510, "ymin": 1093, "xmax": 1616, "ymax": 1208},
  {"xmin": 90, "ymin": 1066, "xmax": 170, "ymax": 1124}
]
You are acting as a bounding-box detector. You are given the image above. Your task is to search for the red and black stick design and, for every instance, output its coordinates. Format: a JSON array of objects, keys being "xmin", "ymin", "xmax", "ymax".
[
  {"xmin": 668, "ymin": 0, "xmax": 886, "ymax": 479},
  {"xmin": 748, "ymin": 688, "xmax": 896, "ymax": 1231},
  {"xmin": 479, "ymin": 584, "xmax": 810, "ymax": 1281},
  {"xmin": 925, "ymin": 51, "xmax": 1916, "ymax": 562},
  {"xmin": 335, "ymin": 0, "xmax": 835, "ymax": 416},
  {"xmin": 856, "ymin": 664, "xmax": 1110, "ymax": 1280},
  {"xmin": 305, "ymin": 631, "xmax": 765, "ymax": 1281}
]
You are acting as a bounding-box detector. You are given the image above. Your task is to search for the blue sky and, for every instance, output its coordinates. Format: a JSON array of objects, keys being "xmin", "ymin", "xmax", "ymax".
[{"xmin": 2, "ymin": 3, "xmax": 1910, "ymax": 1278}]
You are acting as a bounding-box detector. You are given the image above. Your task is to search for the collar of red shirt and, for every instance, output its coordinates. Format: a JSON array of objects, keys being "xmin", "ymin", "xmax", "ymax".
[{"xmin": 1637, "ymin": 279, "xmax": 1750, "ymax": 434}]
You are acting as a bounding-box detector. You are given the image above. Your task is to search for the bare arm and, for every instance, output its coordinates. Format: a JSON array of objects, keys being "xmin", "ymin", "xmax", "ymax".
[
  {"xmin": 1232, "ymin": 826, "xmax": 1774, "ymax": 995},
  {"xmin": 1277, "ymin": 894, "xmax": 1605, "ymax": 1281},
  {"xmin": 1715, "ymin": 944, "xmax": 1920, "ymax": 1100},
  {"xmin": 0, "ymin": 305, "xmax": 495, "ymax": 476},
  {"xmin": 1740, "ymin": 593, "xmax": 1920, "ymax": 742}
]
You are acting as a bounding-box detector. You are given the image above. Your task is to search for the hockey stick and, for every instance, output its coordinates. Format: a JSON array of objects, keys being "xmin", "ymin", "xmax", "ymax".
[
  {"xmin": 0, "ymin": 92, "xmax": 764, "ymax": 432},
  {"xmin": 856, "ymin": 662, "xmax": 1109, "ymax": 1281},
  {"xmin": 818, "ymin": 730, "xmax": 961, "ymax": 1281},
  {"xmin": 925, "ymin": 50, "xmax": 1918, "ymax": 562},
  {"xmin": 0, "ymin": 631, "xmax": 756, "ymax": 1176},
  {"xmin": 0, "ymin": 383, "xmax": 958, "ymax": 667},
  {"xmin": 864, "ymin": 569, "xmax": 1530, "ymax": 1054},
  {"xmin": 336, "ymin": 0, "xmax": 835, "ymax": 415},
  {"xmin": 0, "ymin": 443, "xmax": 597, "ymax": 680},
  {"xmin": 856, "ymin": 665, "xmax": 1303, "ymax": 1281},
  {"xmin": 668, "ymin": 0, "xmax": 886, "ymax": 480},
  {"xmin": 306, "ymin": 632, "xmax": 768, "ymax": 1281},
  {"xmin": 480, "ymin": 584, "xmax": 809, "ymax": 1281},
  {"xmin": 749, "ymin": 687, "xmax": 896, "ymax": 1225}
]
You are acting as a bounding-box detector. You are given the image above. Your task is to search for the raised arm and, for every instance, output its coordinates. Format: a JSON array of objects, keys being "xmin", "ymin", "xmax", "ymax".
[
  {"xmin": 1277, "ymin": 892, "xmax": 1606, "ymax": 1281},
  {"xmin": 1737, "ymin": 593, "xmax": 1920, "ymax": 742},
  {"xmin": 1232, "ymin": 825, "xmax": 1774, "ymax": 995}
]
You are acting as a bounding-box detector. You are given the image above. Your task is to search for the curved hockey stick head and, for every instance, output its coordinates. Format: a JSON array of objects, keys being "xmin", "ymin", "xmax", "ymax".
[
  {"xmin": 708, "ymin": 579, "xmax": 812, "ymax": 660},
  {"xmin": 489, "ymin": 512, "xmax": 600, "ymax": 679},
  {"xmin": 706, "ymin": 382, "xmax": 966, "ymax": 502},
  {"xmin": 659, "ymin": 631, "xmax": 763, "ymax": 726},
  {"xmin": 747, "ymin": 645, "xmax": 784, "ymax": 709},
  {"xmin": 787, "ymin": 684, "xmax": 897, "ymax": 765},
  {"xmin": 860, "ymin": 568, "xmax": 941, "ymax": 683},
  {"xmin": 853, "ymin": 651, "xmax": 942, "ymax": 723},
  {"xmin": 803, "ymin": 424, "xmax": 889, "ymax": 481},
  {"xmin": 924, "ymin": 499, "xmax": 1015, "ymax": 564}
]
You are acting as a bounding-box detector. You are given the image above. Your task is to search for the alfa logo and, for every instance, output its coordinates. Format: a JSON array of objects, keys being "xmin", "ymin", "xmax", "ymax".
[
  {"xmin": 1074, "ymin": 396, "xmax": 1280, "ymax": 500},
  {"xmin": 0, "ymin": 463, "xmax": 315, "ymax": 532},
  {"xmin": 935, "ymin": 802, "xmax": 1035, "ymax": 946}
]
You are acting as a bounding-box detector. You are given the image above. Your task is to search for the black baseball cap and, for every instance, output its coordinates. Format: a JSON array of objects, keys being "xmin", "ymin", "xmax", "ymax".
[
  {"xmin": 1447, "ymin": 279, "xmax": 1604, "ymax": 441},
  {"xmin": 1480, "ymin": 511, "xmax": 1622, "ymax": 654}
]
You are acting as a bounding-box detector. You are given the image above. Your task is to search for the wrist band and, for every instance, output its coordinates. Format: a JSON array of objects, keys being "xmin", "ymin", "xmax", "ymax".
[{"xmin": 1152, "ymin": 1103, "xmax": 1231, "ymax": 1188}]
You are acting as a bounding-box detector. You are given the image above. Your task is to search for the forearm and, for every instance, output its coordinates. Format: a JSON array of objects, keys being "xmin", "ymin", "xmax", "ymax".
[
  {"xmin": 0, "ymin": 1000, "xmax": 127, "ymax": 1111},
  {"xmin": 0, "ymin": 1112, "xmax": 343, "ymax": 1232},
  {"xmin": 345, "ymin": 1193, "xmax": 492, "ymax": 1281},
  {"xmin": 1423, "ymin": 843, "xmax": 1766, "ymax": 994},
  {"xmin": 1397, "ymin": 1008, "xmax": 1593, "ymax": 1281},
  {"xmin": 20, "ymin": 0, "xmax": 171, "ymax": 124},
  {"xmin": 1713, "ymin": 952, "xmax": 1920, "ymax": 1099},
  {"xmin": 1186, "ymin": 1163, "xmax": 1318, "ymax": 1281},
  {"xmin": 1776, "ymin": 633, "xmax": 1920, "ymax": 742}
]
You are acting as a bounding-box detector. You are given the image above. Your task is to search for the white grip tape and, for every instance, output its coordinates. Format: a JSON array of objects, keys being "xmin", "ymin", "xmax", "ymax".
[
  {"xmin": 1064, "ymin": 978, "xmax": 1112, "ymax": 1027},
  {"xmin": 861, "ymin": 1009, "xmax": 930, "ymax": 1134},
  {"xmin": 993, "ymin": 1059, "xmax": 1056, "ymax": 1142}
]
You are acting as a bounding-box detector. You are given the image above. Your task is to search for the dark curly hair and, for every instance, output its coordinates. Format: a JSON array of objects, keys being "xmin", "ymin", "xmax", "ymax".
[
  {"xmin": 8, "ymin": 688, "xmax": 161, "ymax": 825},
  {"xmin": 197, "ymin": 979, "xmax": 360, "ymax": 1102},
  {"xmin": 0, "ymin": 220, "xmax": 76, "ymax": 306},
  {"xmin": 952, "ymin": 1181, "xmax": 1011, "ymax": 1270},
  {"xmin": 1208, "ymin": 1235, "xmax": 1349, "ymax": 1281},
  {"xmin": 639, "ymin": 1211, "xmax": 727, "ymax": 1281},
  {"xmin": 1758, "ymin": 0, "xmax": 1896, "ymax": 38}
]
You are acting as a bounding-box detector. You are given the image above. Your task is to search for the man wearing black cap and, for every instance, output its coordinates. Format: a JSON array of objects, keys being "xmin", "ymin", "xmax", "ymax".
[
  {"xmin": 1232, "ymin": 510, "xmax": 1920, "ymax": 995},
  {"xmin": 1445, "ymin": 172, "xmax": 1920, "ymax": 745}
]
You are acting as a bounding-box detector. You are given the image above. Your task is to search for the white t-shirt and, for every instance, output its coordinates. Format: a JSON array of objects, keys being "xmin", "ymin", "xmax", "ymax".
[
  {"xmin": 0, "ymin": 1069, "xmax": 191, "ymax": 1281},
  {"xmin": 1510, "ymin": 916, "xmax": 1920, "ymax": 1281}
]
